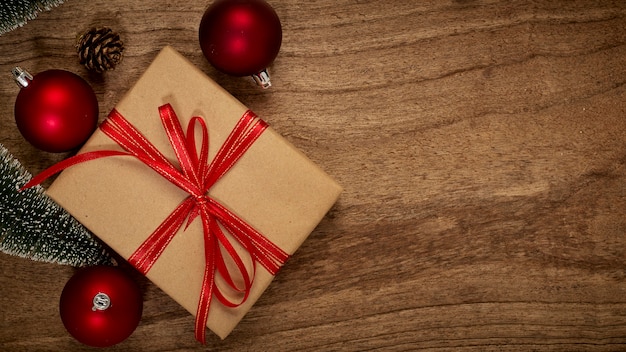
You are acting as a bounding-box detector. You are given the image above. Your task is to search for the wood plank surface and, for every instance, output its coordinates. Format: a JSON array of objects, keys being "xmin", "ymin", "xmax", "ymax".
[{"xmin": 1, "ymin": 0, "xmax": 626, "ymax": 351}]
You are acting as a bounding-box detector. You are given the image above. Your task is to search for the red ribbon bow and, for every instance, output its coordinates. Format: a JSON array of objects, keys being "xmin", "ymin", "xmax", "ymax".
[{"xmin": 24, "ymin": 104, "xmax": 290, "ymax": 343}]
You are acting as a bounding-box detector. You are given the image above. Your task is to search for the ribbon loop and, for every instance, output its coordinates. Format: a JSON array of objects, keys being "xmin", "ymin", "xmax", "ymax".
[{"xmin": 23, "ymin": 104, "xmax": 290, "ymax": 344}]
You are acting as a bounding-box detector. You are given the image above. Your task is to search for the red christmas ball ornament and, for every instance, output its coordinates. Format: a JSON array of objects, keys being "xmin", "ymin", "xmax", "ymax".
[
  {"xmin": 59, "ymin": 266, "xmax": 143, "ymax": 347},
  {"xmin": 199, "ymin": 0, "xmax": 282, "ymax": 88},
  {"xmin": 12, "ymin": 67, "xmax": 98, "ymax": 153}
]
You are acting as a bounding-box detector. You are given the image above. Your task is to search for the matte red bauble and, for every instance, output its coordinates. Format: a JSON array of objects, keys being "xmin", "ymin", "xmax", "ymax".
[
  {"xmin": 12, "ymin": 67, "xmax": 98, "ymax": 153},
  {"xmin": 199, "ymin": 0, "xmax": 282, "ymax": 88},
  {"xmin": 59, "ymin": 266, "xmax": 143, "ymax": 347}
]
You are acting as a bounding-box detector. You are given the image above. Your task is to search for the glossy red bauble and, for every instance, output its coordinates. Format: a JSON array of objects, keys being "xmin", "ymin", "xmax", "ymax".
[
  {"xmin": 59, "ymin": 266, "xmax": 143, "ymax": 347},
  {"xmin": 198, "ymin": 0, "xmax": 282, "ymax": 77},
  {"xmin": 13, "ymin": 68, "xmax": 98, "ymax": 153}
]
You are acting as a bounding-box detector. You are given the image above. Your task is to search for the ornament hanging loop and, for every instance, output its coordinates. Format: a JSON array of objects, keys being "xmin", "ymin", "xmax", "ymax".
[
  {"xmin": 12, "ymin": 67, "xmax": 33, "ymax": 88},
  {"xmin": 252, "ymin": 68, "xmax": 272, "ymax": 89}
]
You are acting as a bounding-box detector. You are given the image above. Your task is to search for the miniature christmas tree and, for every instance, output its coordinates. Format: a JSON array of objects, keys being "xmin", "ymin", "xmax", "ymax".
[
  {"xmin": 0, "ymin": 0, "xmax": 65, "ymax": 35},
  {"xmin": 0, "ymin": 144, "xmax": 113, "ymax": 266}
]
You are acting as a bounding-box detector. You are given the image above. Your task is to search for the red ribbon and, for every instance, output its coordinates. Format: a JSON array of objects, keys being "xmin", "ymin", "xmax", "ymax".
[{"xmin": 23, "ymin": 104, "xmax": 290, "ymax": 343}]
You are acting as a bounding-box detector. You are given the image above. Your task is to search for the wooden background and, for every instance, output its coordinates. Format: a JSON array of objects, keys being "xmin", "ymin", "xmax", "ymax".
[{"xmin": 1, "ymin": 0, "xmax": 626, "ymax": 350}]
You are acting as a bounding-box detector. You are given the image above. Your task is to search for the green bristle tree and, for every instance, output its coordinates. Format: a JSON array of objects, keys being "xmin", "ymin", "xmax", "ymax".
[
  {"xmin": 0, "ymin": 0, "xmax": 66, "ymax": 35},
  {"xmin": 0, "ymin": 144, "xmax": 113, "ymax": 266}
]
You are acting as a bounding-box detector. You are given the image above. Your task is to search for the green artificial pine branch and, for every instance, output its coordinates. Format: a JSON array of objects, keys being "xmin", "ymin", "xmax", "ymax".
[
  {"xmin": 0, "ymin": 144, "xmax": 113, "ymax": 266},
  {"xmin": 0, "ymin": 0, "xmax": 65, "ymax": 35}
]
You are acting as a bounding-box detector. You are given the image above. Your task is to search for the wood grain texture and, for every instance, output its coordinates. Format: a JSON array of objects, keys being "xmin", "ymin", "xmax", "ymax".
[{"xmin": 1, "ymin": 0, "xmax": 626, "ymax": 350}]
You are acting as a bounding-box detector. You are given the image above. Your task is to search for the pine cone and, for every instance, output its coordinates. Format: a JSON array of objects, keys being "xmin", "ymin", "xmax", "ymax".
[{"xmin": 76, "ymin": 27, "xmax": 124, "ymax": 73}]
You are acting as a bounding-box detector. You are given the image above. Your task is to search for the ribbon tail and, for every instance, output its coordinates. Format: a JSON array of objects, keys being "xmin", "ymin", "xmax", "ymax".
[
  {"xmin": 195, "ymin": 252, "xmax": 216, "ymax": 344},
  {"xmin": 21, "ymin": 150, "xmax": 130, "ymax": 190},
  {"xmin": 195, "ymin": 212, "xmax": 218, "ymax": 344}
]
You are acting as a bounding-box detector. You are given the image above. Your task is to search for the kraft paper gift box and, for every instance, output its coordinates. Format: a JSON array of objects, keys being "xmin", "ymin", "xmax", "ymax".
[{"xmin": 46, "ymin": 46, "xmax": 342, "ymax": 339}]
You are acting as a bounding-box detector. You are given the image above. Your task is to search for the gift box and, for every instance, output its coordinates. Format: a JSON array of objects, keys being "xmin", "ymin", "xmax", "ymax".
[{"xmin": 45, "ymin": 46, "xmax": 342, "ymax": 340}]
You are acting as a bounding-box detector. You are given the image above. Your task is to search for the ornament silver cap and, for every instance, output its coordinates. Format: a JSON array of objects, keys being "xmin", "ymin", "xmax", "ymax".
[
  {"xmin": 252, "ymin": 68, "xmax": 272, "ymax": 89},
  {"xmin": 92, "ymin": 292, "xmax": 111, "ymax": 311},
  {"xmin": 12, "ymin": 67, "xmax": 33, "ymax": 88}
]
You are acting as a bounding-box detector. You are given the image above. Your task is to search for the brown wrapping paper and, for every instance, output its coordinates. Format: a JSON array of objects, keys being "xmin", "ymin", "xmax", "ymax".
[{"xmin": 46, "ymin": 46, "xmax": 342, "ymax": 339}]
